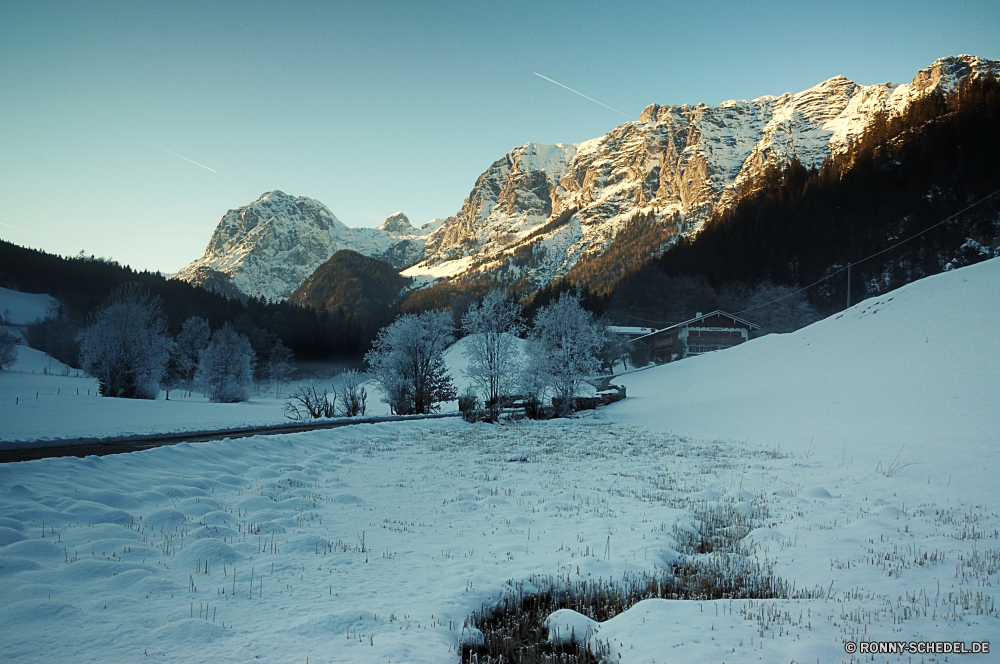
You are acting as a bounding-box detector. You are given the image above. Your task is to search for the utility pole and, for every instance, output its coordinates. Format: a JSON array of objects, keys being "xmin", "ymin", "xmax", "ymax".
[{"xmin": 846, "ymin": 262, "xmax": 851, "ymax": 309}]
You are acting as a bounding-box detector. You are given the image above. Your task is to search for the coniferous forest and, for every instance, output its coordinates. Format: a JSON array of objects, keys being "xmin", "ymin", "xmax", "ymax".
[
  {"xmin": 628, "ymin": 73, "xmax": 1000, "ymax": 317},
  {"xmin": 0, "ymin": 241, "xmax": 367, "ymax": 369}
]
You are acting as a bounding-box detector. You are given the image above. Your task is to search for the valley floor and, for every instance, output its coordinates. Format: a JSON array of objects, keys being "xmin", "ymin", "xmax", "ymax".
[{"xmin": 0, "ymin": 258, "xmax": 998, "ymax": 663}]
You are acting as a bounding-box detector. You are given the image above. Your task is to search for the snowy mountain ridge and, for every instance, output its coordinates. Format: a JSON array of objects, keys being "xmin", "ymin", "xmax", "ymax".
[
  {"xmin": 404, "ymin": 55, "xmax": 999, "ymax": 290},
  {"xmin": 175, "ymin": 55, "xmax": 998, "ymax": 302}
]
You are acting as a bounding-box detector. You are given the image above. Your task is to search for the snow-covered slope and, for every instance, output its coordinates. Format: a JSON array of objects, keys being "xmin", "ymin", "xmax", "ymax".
[
  {"xmin": 0, "ymin": 287, "xmax": 57, "ymax": 326},
  {"xmin": 405, "ymin": 55, "xmax": 1000, "ymax": 290},
  {"xmin": 612, "ymin": 255, "xmax": 1000, "ymax": 480},
  {"xmin": 173, "ymin": 192, "xmax": 434, "ymax": 301}
]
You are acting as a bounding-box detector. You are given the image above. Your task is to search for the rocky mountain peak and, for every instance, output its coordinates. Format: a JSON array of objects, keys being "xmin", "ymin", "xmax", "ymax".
[
  {"xmin": 911, "ymin": 54, "xmax": 987, "ymax": 94},
  {"xmin": 378, "ymin": 212, "xmax": 413, "ymax": 233},
  {"xmin": 176, "ymin": 56, "xmax": 999, "ymax": 305},
  {"xmin": 175, "ymin": 193, "xmax": 430, "ymax": 301},
  {"xmin": 404, "ymin": 55, "xmax": 1000, "ymax": 294}
]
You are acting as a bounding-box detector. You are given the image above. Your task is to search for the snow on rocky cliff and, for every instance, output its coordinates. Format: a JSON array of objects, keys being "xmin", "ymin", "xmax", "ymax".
[
  {"xmin": 404, "ymin": 55, "xmax": 1000, "ymax": 290},
  {"xmin": 174, "ymin": 192, "xmax": 432, "ymax": 301},
  {"xmin": 176, "ymin": 56, "xmax": 998, "ymax": 302}
]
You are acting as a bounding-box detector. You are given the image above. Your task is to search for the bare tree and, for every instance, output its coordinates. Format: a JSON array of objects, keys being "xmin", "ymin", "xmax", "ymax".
[
  {"xmin": 461, "ymin": 290, "xmax": 524, "ymax": 419},
  {"xmin": 365, "ymin": 310, "xmax": 456, "ymax": 415},
  {"xmin": 196, "ymin": 323, "xmax": 256, "ymax": 403},
  {"xmin": 77, "ymin": 282, "xmax": 170, "ymax": 399},
  {"xmin": 284, "ymin": 384, "xmax": 336, "ymax": 420},
  {"xmin": 337, "ymin": 369, "xmax": 367, "ymax": 417},
  {"xmin": 525, "ymin": 290, "xmax": 605, "ymax": 416}
]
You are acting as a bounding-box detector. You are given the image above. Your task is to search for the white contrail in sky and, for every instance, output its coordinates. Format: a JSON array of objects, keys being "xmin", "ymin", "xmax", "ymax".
[
  {"xmin": 533, "ymin": 72, "xmax": 630, "ymax": 118},
  {"xmin": 0, "ymin": 221, "xmax": 28, "ymax": 232},
  {"xmin": 148, "ymin": 143, "xmax": 217, "ymax": 172}
]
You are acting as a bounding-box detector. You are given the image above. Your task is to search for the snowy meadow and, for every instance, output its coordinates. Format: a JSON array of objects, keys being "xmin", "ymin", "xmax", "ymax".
[{"xmin": 1, "ymin": 258, "xmax": 999, "ymax": 663}]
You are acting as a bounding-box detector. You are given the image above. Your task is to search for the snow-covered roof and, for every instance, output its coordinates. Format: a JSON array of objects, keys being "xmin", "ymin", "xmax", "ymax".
[{"xmin": 607, "ymin": 326, "xmax": 656, "ymax": 336}]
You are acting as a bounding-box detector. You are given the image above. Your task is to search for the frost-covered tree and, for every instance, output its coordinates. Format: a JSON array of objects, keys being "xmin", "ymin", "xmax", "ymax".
[
  {"xmin": 175, "ymin": 316, "xmax": 211, "ymax": 396},
  {"xmin": 267, "ymin": 340, "xmax": 296, "ymax": 398},
  {"xmin": 77, "ymin": 282, "xmax": 170, "ymax": 399},
  {"xmin": 196, "ymin": 323, "xmax": 256, "ymax": 403},
  {"xmin": 0, "ymin": 332, "xmax": 18, "ymax": 370},
  {"xmin": 461, "ymin": 290, "xmax": 525, "ymax": 419},
  {"xmin": 525, "ymin": 291, "xmax": 605, "ymax": 416},
  {"xmin": 365, "ymin": 310, "xmax": 456, "ymax": 415}
]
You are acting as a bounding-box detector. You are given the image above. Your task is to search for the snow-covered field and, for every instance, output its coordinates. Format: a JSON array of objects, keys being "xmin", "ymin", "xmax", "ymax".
[
  {"xmin": 0, "ymin": 344, "xmax": 293, "ymax": 445},
  {"xmin": 0, "ymin": 330, "xmax": 519, "ymax": 448},
  {"xmin": 0, "ymin": 341, "xmax": 410, "ymax": 449},
  {"xmin": 1, "ymin": 258, "xmax": 998, "ymax": 663}
]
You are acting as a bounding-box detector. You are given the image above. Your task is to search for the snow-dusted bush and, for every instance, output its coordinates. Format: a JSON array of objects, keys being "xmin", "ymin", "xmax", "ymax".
[
  {"xmin": 461, "ymin": 289, "xmax": 524, "ymax": 419},
  {"xmin": 0, "ymin": 332, "xmax": 18, "ymax": 370},
  {"xmin": 458, "ymin": 385, "xmax": 483, "ymax": 423},
  {"xmin": 77, "ymin": 282, "xmax": 170, "ymax": 399},
  {"xmin": 196, "ymin": 323, "xmax": 256, "ymax": 403},
  {"xmin": 284, "ymin": 384, "xmax": 335, "ymax": 420},
  {"xmin": 525, "ymin": 291, "xmax": 605, "ymax": 416},
  {"xmin": 338, "ymin": 369, "xmax": 367, "ymax": 417},
  {"xmin": 175, "ymin": 316, "xmax": 210, "ymax": 396},
  {"xmin": 365, "ymin": 310, "xmax": 456, "ymax": 415}
]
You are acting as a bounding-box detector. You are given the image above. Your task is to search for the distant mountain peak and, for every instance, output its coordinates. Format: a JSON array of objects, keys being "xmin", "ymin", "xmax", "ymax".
[
  {"xmin": 174, "ymin": 193, "xmax": 429, "ymax": 301},
  {"xmin": 379, "ymin": 212, "xmax": 413, "ymax": 233}
]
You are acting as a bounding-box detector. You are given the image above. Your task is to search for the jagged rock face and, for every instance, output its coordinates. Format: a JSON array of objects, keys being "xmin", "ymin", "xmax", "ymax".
[
  {"xmin": 177, "ymin": 56, "xmax": 997, "ymax": 303},
  {"xmin": 174, "ymin": 193, "xmax": 431, "ymax": 301},
  {"xmin": 407, "ymin": 55, "xmax": 1000, "ymax": 291},
  {"xmin": 379, "ymin": 212, "xmax": 413, "ymax": 233}
]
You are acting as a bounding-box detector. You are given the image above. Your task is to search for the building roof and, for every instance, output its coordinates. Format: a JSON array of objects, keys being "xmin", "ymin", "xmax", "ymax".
[
  {"xmin": 607, "ymin": 326, "xmax": 657, "ymax": 336},
  {"xmin": 631, "ymin": 310, "xmax": 759, "ymax": 342}
]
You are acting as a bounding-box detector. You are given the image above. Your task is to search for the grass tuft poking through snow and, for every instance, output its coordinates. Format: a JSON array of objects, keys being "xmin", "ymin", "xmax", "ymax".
[{"xmin": 463, "ymin": 496, "xmax": 825, "ymax": 663}]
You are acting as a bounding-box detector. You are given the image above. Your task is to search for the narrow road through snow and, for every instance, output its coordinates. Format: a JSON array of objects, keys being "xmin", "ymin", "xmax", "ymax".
[{"xmin": 0, "ymin": 412, "xmax": 460, "ymax": 463}]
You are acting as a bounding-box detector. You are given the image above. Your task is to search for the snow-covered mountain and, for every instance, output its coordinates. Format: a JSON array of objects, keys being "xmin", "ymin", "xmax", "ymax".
[
  {"xmin": 174, "ymin": 192, "xmax": 435, "ymax": 301},
  {"xmin": 176, "ymin": 56, "xmax": 997, "ymax": 303},
  {"xmin": 404, "ymin": 55, "xmax": 1000, "ymax": 290}
]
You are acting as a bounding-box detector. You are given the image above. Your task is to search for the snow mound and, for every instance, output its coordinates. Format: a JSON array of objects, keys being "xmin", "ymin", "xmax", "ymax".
[{"xmin": 544, "ymin": 608, "xmax": 599, "ymax": 646}]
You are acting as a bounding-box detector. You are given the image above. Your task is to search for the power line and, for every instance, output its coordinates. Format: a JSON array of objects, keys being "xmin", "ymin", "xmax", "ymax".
[
  {"xmin": 730, "ymin": 186, "xmax": 1000, "ymax": 316},
  {"xmin": 625, "ymin": 314, "xmax": 677, "ymax": 326}
]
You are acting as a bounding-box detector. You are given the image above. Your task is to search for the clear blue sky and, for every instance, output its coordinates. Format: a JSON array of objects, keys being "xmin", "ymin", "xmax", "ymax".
[{"xmin": 1, "ymin": 0, "xmax": 997, "ymax": 274}]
